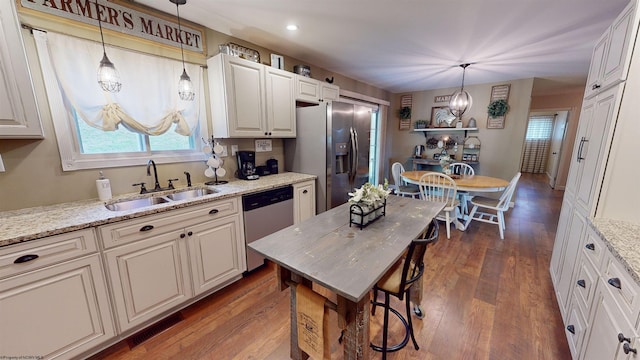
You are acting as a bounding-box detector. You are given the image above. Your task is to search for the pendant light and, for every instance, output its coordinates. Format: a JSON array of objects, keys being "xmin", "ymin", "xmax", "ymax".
[
  {"xmin": 448, "ymin": 63, "xmax": 472, "ymax": 119},
  {"xmin": 95, "ymin": 0, "xmax": 121, "ymax": 93},
  {"xmin": 170, "ymin": 0, "xmax": 195, "ymax": 101}
]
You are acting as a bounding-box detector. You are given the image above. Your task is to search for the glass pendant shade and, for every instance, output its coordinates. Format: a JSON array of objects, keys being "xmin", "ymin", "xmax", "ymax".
[
  {"xmin": 97, "ymin": 52, "xmax": 122, "ymax": 92},
  {"xmin": 172, "ymin": 0, "xmax": 195, "ymax": 101},
  {"xmin": 449, "ymin": 63, "xmax": 472, "ymax": 118},
  {"xmin": 95, "ymin": 0, "xmax": 121, "ymax": 93},
  {"xmin": 178, "ymin": 68, "xmax": 195, "ymax": 101}
]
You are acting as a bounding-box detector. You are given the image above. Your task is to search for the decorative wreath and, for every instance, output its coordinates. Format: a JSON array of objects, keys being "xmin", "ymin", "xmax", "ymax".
[
  {"xmin": 487, "ymin": 99, "xmax": 509, "ymax": 118},
  {"xmin": 399, "ymin": 106, "xmax": 412, "ymax": 119}
]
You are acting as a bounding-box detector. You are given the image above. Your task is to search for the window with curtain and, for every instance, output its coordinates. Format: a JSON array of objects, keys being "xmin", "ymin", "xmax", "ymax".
[
  {"xmin": 521, "ymin": 115, "xmax": 555, "ymax": 173},
  {"xmin": 33, "ymin": 30, "xmax": 206, "ymax": 171}
]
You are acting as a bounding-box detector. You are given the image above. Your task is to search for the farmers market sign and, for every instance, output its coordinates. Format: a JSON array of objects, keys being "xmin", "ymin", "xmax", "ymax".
[{"xmin": 20, "ymin": 0, "xmax": 205, "ymax": 53}]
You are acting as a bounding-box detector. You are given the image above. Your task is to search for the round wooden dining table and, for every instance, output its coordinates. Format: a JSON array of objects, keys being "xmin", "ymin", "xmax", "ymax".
[{"xmin": 401, "ymin": 171, "xmax": 509, "ymax": 192}]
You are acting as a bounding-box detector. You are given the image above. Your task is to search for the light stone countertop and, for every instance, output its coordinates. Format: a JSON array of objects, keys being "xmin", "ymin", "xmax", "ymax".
[
  {"xmin": 0, "ymin": 172, "xmax": 316, "ymax": 248},
  {"xmin": 589, "ymin": 218, "xmax": 640, "ymax": 285}
]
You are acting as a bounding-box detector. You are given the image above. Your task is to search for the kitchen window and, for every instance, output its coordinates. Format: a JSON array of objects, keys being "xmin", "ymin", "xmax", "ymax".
[{"xmin": 33, "ymin": 30, "xmax": 206, "ymax": 171}]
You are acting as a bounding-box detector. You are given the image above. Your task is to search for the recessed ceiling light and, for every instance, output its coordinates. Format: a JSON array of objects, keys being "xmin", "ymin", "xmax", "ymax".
[{"xmin": 286, "ymin": 24, "xmax": 298, "ymax": 31}]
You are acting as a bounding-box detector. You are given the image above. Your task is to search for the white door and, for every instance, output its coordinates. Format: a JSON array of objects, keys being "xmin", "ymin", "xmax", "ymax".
[{"xmin": 547, "ymin": 111, "xmax": 568, "ymax": 188}]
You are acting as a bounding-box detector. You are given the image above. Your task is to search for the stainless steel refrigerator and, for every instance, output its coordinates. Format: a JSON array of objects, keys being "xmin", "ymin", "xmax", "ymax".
[{"xmin": 284, "ymin": 101, "xmax": 371, "ymax": 213}]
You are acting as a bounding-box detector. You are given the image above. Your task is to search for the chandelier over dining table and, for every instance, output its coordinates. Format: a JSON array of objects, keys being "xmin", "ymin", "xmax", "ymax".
[{"xmin": 449, "ymin": 63, "xmax": 472, "ymax": 119}]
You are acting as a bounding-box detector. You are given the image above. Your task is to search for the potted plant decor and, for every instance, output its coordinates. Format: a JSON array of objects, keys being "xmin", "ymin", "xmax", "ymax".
[
  {"xmin": 414, "ymin": 120, "xmax": 428, "ymax": 129},
  {"xmin": 487, "ymin": 99, "xmax": 509, "ymax": 118}
]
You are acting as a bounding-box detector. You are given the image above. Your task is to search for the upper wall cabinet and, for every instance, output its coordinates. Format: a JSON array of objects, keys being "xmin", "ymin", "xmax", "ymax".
[
  {"xmin": 207, "ymin": 54, "xmax": 295, "ymax": 138},
  {"xmin": 584, "ymin": 1, "xmax": 638, "ymax": 99},
  {"xmin": 295, "ymin": 75, "xmax": 339, "ymax": 103},
  {"xmin": 0, "ymin": 1, "xmax": 43, "ymax": 139}
]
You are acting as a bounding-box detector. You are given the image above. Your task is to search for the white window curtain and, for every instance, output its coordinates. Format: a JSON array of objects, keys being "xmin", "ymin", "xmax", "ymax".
[
  {"xmin": 34, "ymin": 30, "xmax": 202, "ymax": 136},
  {"xmin": 521, "ymin": 115, "xmax": 555, "ymax": 173}
]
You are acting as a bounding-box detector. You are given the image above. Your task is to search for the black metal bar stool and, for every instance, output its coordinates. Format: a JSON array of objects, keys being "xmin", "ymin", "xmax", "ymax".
[{"xmin": 370, "ymin": 218, "xmax": 439, "ymax": 359}]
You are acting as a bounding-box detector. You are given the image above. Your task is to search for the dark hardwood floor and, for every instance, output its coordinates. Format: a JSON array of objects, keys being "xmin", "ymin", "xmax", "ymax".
[{"xmin": 90, "ymin": 173, "xmax": 571, "ymax": 360}]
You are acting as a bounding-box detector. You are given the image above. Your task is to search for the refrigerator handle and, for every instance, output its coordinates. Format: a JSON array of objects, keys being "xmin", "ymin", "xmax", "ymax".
[
  {"xmin": 353, "ymin": 128, "xmax": 359, "ymax": 181},
  {"xmin": 349, "ymin": 127, "xmax": 357, "ymax": 182}
]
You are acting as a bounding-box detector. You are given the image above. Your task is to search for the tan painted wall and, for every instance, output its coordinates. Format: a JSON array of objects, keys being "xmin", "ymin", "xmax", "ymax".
[
  {"xmin": 384, "ymin": 78, "xmax": 534, "ymax": 183},
  {"xmin": 0, "ymin": 9, "xmax": 389, "ymax": 211},
  {"xmin": 529, "ymin": 90, "xmax": 584, "ymax": 189}
]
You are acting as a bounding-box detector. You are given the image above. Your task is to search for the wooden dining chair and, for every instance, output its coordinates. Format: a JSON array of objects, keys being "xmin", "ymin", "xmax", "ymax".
[
  {"xmin": 418, "ymin": 172, "xmax": 460, "ymax": 239},
  {"xmin": 449, "ymin": 162, "xmax": 475, "ymax": 214},
  {"xmin": 391, "ymin": 162, "xmax": 420, "ymax": 198},
  {"xmin": 370, "ymin": 219, "xmax": 439, "ymax": 360},
  {"xmin": 463, "ymin": 172, "xmax": 521, "ymax": 239}
]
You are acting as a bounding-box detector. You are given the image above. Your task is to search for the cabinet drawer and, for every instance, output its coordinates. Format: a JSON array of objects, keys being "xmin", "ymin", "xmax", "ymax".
[
  {"xmin": 565, "ymin": 303, "xmax": 587, "ymax": 359},
  {"xmin": 0, "ymin": 229, "xmax": 97, "ymax": 279},
  {"xmin": 582, "ymin": 226, "xmax": 606, "ymax": 270},
  {"xmin": 99, "ymin": 198, "xmax": 240, "ymax": 249},
  {"xmin": 601, "ymin": 252, "xmax": 640, "ymax": 322},
  {"xmin": 575, "ymin": 255, "xmax": 598, "ymax": 317}
]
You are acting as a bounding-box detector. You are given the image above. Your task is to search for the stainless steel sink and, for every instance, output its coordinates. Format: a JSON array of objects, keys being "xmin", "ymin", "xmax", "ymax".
[
  {"xmin": 105, "ymin": 187, "xmax": 218, "ymax": 211},
  {"xmin": 166, "ymin": 188, "xmax": 217, "ymax": 201},
  {"xmin": 105, "ymin": 196, "xmax": 170, "ymax": 211}
]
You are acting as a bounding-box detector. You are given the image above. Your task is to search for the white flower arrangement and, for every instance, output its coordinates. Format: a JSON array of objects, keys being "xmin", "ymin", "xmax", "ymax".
[
  {"xmin": 348, "ymin": 180, "xmax": 391, "ymax": 205},
  {"xmin": 348, "ymin": 180, "xmax": 392, "ymax": 228}
]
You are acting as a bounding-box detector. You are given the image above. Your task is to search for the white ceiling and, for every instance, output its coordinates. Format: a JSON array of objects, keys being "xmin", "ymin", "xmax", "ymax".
[{"xmin": 135, "ymin": 0, "xmax": 630, "ymax": 94}]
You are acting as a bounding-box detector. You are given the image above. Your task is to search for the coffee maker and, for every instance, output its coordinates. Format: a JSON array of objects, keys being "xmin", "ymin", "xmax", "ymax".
[{"xmin": 237, "ymin": 151, "xmax": 259, "ymax": 180}]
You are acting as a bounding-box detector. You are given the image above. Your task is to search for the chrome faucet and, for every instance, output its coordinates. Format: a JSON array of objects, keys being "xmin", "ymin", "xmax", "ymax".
[{"xmin": 147, "ymin": 160, "xmax": 162, "ymax": 191}]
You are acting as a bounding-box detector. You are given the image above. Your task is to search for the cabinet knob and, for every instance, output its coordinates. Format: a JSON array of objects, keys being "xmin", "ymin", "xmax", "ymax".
[
  {"xmin": 585, "ymin": 243, "xmax": 595, "ymax": 251},
  {"xmin": 180, "ymin": 233, "xmax": 186, "ymax": 238},
  {"xmin": 608, "ymin": 277, "xmax": 622, "ymax": 289},
  {"xmin": 619, "ymin": 333, "xmax": 631, "ymax": 343},
  {"xmin": 566, "ymin": 325, "xmax": 575, "ymax": 334},
  {"xmin": 577, "ymin": 279, "xmax": 586, "ymax": 288},
  {"xmin": 624, "ymin": 343, "xmax": 637, "ymax": 355},
  {"xmin": 14, "ymin": 254, "xmax": 39, "ymax": 264},
  {"xmin": 303, "ymin": 189, "xmax": 308, "ymax": 194},
  {"xmin": 187, "ymin": 231, "xmax": 193, "ymax": 236},
  {"xmin": 592, "ymin": 84, "xmax": 601, "ymax": 90}
]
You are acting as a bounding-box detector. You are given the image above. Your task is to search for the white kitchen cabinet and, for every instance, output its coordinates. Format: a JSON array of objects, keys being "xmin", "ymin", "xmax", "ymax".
[
  {"xmin": 584, "ymin": 1, "xmax": 638, "ymax": 99},
  {"xmin": 293, "ymin": 180, "xmax": 316, "ymax": 224},
  {"xmin": 264, "ymin": 66, "xmax": 296, "ymax": 137},
  {"xmin": 100, "ymin": 198, "xmax": 245, "ymax": 332},
  {"xmin": 581, "ymin": 275, "xmax": 639, "ymax": 360},
  {"xmin": 208, "ymin": 53, "xmax": 295, "ymax": 138},
  {"xmin": 555, "ymin": 202, "xmax": 589, "ymax": 318},
  {"xmin": 103, "ymin": 229, "xmax": 192, "ymax": 332},
  {"xmin": 187, "ymin": 212, "xmax": 245, "ymax": 296},
  {"xmin": 295, "ymin": 75, "xmax": 339, "ymax": 103},
  {"xmin": 551, "ymin": 3, "xmax": 640, "ymax": 357},
  {"xmin": 574, "ymin": 86, "xmax": 621, "ymax": 217},
  {"xmin": 0, "ymin": 230, "xmax": 114, "ymax": 359},
  {"xmin": 0, "ymin": 0, "xmax": 43, "ymax": 139}
]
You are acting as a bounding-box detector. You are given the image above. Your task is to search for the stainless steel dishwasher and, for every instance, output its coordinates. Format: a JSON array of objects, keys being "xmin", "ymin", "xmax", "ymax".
[{"xmin": 242, "ymin": 185, "xmax": 294, "ymax": 272}]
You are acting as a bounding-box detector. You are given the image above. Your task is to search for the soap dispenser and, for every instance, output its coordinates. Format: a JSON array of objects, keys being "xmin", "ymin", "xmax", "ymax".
[{"xmin": 96, "ymin": 171, "xmax": 112, "ymax": 201}]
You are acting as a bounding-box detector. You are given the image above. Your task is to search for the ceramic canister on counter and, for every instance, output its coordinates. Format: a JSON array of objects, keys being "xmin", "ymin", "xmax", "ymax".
[{"xmin": 266, "ymin": 159, "xmax": 278, "ymax": 174}]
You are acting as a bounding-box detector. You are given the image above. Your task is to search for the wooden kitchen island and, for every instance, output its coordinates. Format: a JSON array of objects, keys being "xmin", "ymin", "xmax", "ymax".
[{"xmin": 249, "ymin": 195, "xmax": 443, "ymax": 359}]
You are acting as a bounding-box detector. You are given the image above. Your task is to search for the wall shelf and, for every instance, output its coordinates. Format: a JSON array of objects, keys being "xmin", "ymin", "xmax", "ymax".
[{"xmin": 413, "ymin": 127, "xmax": 478, "ymax": 138}]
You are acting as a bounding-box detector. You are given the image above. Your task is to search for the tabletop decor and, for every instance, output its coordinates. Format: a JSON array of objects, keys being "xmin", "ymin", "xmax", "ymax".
[
  {"xmin": 439, "ymin": 154, "xmax": 455, "ymax": 174},
  {"xmin": 349, "ymin": 181, "xmax": 391, "ymax": 229}
]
